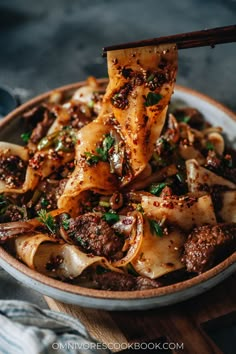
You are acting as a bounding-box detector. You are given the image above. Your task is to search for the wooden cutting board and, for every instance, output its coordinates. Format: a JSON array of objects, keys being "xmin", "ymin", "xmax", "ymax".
[{"xmin": 45, "ymin": 273, "xmax": 236, "ymax": 354}]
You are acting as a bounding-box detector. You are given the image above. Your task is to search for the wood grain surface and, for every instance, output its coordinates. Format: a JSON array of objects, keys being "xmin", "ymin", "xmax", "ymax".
[{"xmin": 45, "ymin": 273, "xmax": 236, "ymax": 353}]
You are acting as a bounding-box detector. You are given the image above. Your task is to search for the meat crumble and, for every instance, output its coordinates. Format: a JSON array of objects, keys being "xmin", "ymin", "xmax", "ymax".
[
  {"xmin": 0, "ymin": 155, "xmax": 27, "ymax": 188},
  {"xmin": 67, "ymin": 213, "xmax": 124, "ymax": 260},
  {"xmin": 182, "ymin": 223, "xmax": 236, "ymax": 274}
]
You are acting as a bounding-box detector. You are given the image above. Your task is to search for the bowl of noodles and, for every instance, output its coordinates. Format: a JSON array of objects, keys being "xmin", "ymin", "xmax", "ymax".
[{"xmin": 0, "ymin": 44, "xmax": 235, "ymax": 310}]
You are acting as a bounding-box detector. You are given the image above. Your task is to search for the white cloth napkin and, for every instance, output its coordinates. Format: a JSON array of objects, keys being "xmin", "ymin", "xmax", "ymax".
[{"xmin": 0, "ymin": 300, "xmax": 111, "ymax": 354}]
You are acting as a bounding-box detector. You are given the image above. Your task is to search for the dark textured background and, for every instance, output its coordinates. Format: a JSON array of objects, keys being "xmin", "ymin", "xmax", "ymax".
[
  {"xmin": 0, "ymin": 1, "xmax": 235, "ymax": 352},
  {"xmin": 0, "ymin": 0, "xmax": 236, "ymax": 109}
]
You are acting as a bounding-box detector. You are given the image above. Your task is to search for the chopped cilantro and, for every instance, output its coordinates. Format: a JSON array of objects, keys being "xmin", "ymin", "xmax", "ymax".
[
  {"xmin": 84, "ymin": 152, "xmax": 101, "ymax": 165},
  {"xmin": 76, "ymin": 236, "xmax": 87, "ymax": 248},
  {"xmin": 95, "ymin": 147, "xmax": 107, "ymax": 161},
  {"xmin": 181, "ymin": 116, "xmax": 191, "ymax": 123},
  {"xmin": 85, "ymin": 133, "xmax": 115, "ymax": 165},
  {"xmin": 149, "ymin": 182, "xmax": 167, "ymax": 196},
  {"xmin": 157, "ymin": 137, "xmax": 176, "ymax": 152},
  {"xmin": 206, "ymin": 142, "xmax": 215, "ymax": 151},
  {"xmin": 21, "ymin": 132, "xmax": 31, "ymax": 143},
  {"xmin": 37, "ymin": 209, "xmax": 56, "ymax": 234},
  {"xmin": 102, "ymin": 212, "xmax": 119, "ymax": 224},
  {"xmin": 40, "ymin": 197, "xmax": 49, "ymax": 208},
  {"xmin": 149, "ymin": 219, "xmax": 163, "ymax": 237},
  {"xmin": 61, "ymin": 213, "xmax": 70, "ymax": 230},
  {"xmin": 145, "ymin": 92, "xmax": 162, "ymax": 107},
  {"xmin": 96, "ymin": 134, "xmax": 115, "ymax": 161}
]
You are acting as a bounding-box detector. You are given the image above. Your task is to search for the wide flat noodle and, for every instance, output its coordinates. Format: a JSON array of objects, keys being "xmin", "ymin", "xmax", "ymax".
[
  {"xmin": 186, "ymin": 159, "xmax": 236, "ymax": 192},
  {"xmin": 58, "ymin": 117, "xmax": 118, "ymax": 215},
  {"xmin": 141, "ymin": 194, "xmax": 216, "ymax": 231},
  {"xmin": 219, "ymin": 191, "xmax": 236, "ymax": 223},
  {"xmin": 15, "ymin": 233, "xmax": 57, "ymax": 268},
  {"xmin": 29, "ymin": 150, "xmax": 74, "ymax": 179},
  {"xmin": 0, "ymin": 142, "xmax": 39, "ymax": 194},
  {"xmin": 132, "ymin": 218, "xmax": 185, "ymax": 279},
  {"xmin": 15, "ymin": 233, "xmax": 121, "ymax": 279},
  {"xmin": 111, "ymin": 211, "xmax": 143, "ymax": 267},
  {"xmin": 34, "ymin": 243, "xmax": 121, "ymax": 279},
  {"xmin": 59, "ymin": 44, "xmax": 177, "ymax": 214},
  {"xmin": 105, "ymin": 44, "xmax": 177, "ymax": 181}
]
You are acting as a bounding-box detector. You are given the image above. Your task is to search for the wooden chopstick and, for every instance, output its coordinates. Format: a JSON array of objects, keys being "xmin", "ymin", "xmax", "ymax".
[{"xmin": 102, "ymin": 24, "xmax": 236, "ymax": 56}]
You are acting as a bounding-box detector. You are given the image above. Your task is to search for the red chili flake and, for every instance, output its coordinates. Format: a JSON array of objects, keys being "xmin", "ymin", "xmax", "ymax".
[{"xmin": 122, "ymin": 218, "xmax": 133, "ymax": 225}]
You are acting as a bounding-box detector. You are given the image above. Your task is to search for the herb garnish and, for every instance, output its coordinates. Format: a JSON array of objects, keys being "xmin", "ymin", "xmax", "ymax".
[
  {"xmin": 181, "ymin": 116, "xmax": 191, "ymax": 123},
  {"xmin": 206, "ymin": 142, "xmax": 215, "ymax": 151},
  {"xmin": 157, "ymin": 137, "xmax": 176, "ymax": 152},
  {"xmin": 61, "ymin": 213, "xmax": 70, "ymax": 230},
  {"xmin": 76, "ymin": 236, "xmax": 87, "ymax": 248},
  {"xmin": 102, "ymin": 212, "xmax": 119, "ymax": 224},
  {"xmin": 97, "ymin": 134, "xmax": 115, "ymax": 161},
  {"xmin": 149, "ymin": 219, "xmax": 163, "ymax": 237},
  {"xmin": 21, "ymin": 132, "xmax": 31, "ymax": 143},
  {"xmin": 40, "ymin": 197, "xmax": 49, "ymax": 208},
  {"xmin": 85, "ymin": 133, "xmax": 115, "ymax": 166},
  {"xmin": 84, "ymin": 152, "xmax": 101, "ymax": 166},
  {"xmin": 145, "ymin": 92, "xmax": 162, "ymax": 107},
  {"xmin": 37, "ymin": 209, "xmax": 56, "ymax": 234},
  {"xmin": 149, "ymin": 182, "xmax": 167, "ymax": 196}
]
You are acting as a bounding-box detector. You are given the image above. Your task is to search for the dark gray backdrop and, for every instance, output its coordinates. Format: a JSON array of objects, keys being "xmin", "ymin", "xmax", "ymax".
[
  {"xmin": 0, "ymin": 1, "xmax": 235, "ymax": 353},
  {"xmin": 0, "ymin": 0, "xmax": 235, "ymax": 109}
]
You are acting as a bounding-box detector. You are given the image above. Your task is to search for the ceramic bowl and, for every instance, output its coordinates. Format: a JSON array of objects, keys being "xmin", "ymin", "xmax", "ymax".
[{"xmin": 0, "ymin": 80, "xmax": 235, "ymax": 310}]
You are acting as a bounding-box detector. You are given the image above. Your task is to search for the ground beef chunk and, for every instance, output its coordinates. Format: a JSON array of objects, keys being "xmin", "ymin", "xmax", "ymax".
[
  {"xmin": 67, "ymin": 213, "xmax": 124, "ymax": 260},
  {"xmin": 206, "ymin": 150, "xmax": 221, "ymax": 170},
  {"xmin": 205, "ymin": 150, "xmax": 236, "ymax": 184},
  {"xmin": 0, "ymin": 204, "xmax": 24, "ymax": 223},
  {"xmin": 173, "ymin": 107, "xmax": 205, "ymax": 129},
  {"xmin": 22, "ymin": 104, "xmax": 57, "ymax": 144},
  {"xmin": 30, "ymin": 109, "xmax": 55, "ymax": 144},
  {"xmin": 23, "ymin": 105, "xmax": 48, "ymax": 127},
  {"xmin": 0, "ymin": 155, "xmax": 26, "ymax": 188},
  {"xmin": 182, "ymin": 223, "xmax": 236, "ymax": 274},
  {"xmin": 93, "ymin": 272, "xmax": 136, "ymax": 291},
  {"xmin": 135, "ymin": 276, "xmax": 161, "ymax": 290},
  {"xmin": 66, "ymin": 103, "xmax": 92, "ymax": 129},
  {"xmin": 199, "ymin": 183, "xmax": 230, "ymax": 217},
  {"xmin": 93, "ymin": 272, "xmax": 161, "ymax": 291},
  {"xmin": 33, "ymin": 179, "xmax": 66, "ymax": 212}
]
